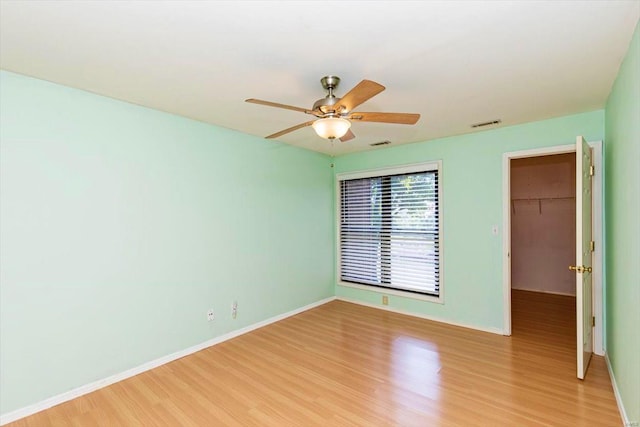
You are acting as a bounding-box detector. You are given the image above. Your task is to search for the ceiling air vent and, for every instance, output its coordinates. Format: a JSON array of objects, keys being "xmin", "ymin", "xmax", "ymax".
[
  {"xmin": 471, "ymin": 119, "xmax": 501, "ymax": 128},
  {"xmin": 370, "ymin": 140, "xmax": 392, "ymax": 147}
]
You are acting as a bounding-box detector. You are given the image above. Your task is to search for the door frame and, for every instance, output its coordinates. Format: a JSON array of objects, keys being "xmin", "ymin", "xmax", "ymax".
[{"xmin": 502, "ymin": 141, "xmax": 603, "ymax": 356}]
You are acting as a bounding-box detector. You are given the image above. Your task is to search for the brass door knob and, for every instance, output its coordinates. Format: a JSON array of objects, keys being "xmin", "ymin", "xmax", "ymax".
[{"xmin": 569, "ymin": 265, "xmax": 592, "ymax": 273}]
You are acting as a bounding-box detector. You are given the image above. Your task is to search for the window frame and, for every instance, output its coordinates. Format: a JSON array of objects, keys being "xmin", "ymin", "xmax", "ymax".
[{"xmin": 335, "ymin": 161, "xmax": 444, "ymax": 304}]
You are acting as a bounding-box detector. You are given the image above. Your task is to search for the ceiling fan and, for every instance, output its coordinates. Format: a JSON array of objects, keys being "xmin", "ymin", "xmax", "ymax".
[{"xmin": 246, "ymin": 76, "xmax": 420, "ymax": 142}]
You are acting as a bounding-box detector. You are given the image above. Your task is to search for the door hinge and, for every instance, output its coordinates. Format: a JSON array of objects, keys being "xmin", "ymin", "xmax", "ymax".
[
  {"xmin": 589, "ymin": 165, "xmax": 595, "ymax": 176},
  {"xmin": 592, "ymin": 316, "xmax": 595, "ymax": 327},
  {"xmin": 590, "ymin": 241, "xmax": 595, "ymax": 252}
]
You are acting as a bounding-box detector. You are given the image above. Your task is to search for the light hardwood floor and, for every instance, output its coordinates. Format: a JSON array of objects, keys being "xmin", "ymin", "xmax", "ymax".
[{"xmin": 8, "ymin": 291, "xmax": 621, "ymax": 426}]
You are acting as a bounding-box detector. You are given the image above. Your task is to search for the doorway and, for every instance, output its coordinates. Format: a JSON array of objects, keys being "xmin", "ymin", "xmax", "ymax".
[
  {"xmin": 502, "ymin": 142, "xmax": 603, "ymax": 357},
  {"xmin": 509, "ymin": 153, "xmax": 577, "ymax": 350},
  {"xmin": 511, "ymin": 153, "xmax": 576, "ymax": 297}
]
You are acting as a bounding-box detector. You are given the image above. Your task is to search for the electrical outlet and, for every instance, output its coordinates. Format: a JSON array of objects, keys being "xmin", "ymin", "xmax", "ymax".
[
  {"xmin": 232, "ymin": 301, "xmax": 238, "ymax": 319},
  {"xmin": 382, "ymin": 295, "xmax": 389, "ymax": 305},
  {"xmin": 207, "ymin": 309, "xmax": 214, "ymax": 321}
]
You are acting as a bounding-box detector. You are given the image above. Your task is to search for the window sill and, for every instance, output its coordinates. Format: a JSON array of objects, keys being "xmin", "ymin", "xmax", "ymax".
[{"xmin": 337, "ymin": 281, "xmax": 444, "ymax": 304}]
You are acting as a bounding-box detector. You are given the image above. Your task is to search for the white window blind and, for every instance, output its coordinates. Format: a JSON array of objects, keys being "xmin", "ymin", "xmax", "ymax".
[{"xmin": 339, "ymin": 167, "xmax": 440, "ymax": 296}]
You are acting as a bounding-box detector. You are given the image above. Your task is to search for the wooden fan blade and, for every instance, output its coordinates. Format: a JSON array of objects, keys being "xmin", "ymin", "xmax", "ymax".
[
  {"xmin": 333, "ymin": 80, "xmax": 385, "ymax": 114},
  {"xmin": 266, "ymin": 121, "xmax": 315, "ymax": 139},
  {"xmin": 246, "ymin": 98, "xmax": 317, "ymax": 115},
  {"xmin": 348, "ymin": 112, "xmax": 420, "ymax": 125},
  {"xmin": 340, "ymin": 129, "xmax": 356, "ymax": 142}
]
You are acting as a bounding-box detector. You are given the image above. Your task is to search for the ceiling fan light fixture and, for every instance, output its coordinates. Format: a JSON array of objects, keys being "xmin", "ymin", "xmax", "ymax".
[{"xmin": 312, "ymin": 117, "xmax": 351, "ymax": 140}]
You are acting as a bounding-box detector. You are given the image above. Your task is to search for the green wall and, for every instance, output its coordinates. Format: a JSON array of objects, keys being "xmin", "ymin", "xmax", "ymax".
[
  {"xmin": 0, "ymin": 71, "xmax": 334, "ymax": 415},
  {"xmin": 334, "ymin": 111, "xmax": 604, "ymax": 332},
  {"xmin": 604, "ymin": 21, "xmax": 640, "ymax": 423}
]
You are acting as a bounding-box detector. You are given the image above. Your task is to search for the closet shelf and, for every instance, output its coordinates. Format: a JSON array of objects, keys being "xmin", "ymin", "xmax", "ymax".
[
  {"xmin": 511, "ymin": 196, "xmax": 575, "ymax": 202},
  {"xmin": 511, "ymin": 196, "xmax": 575, "ymax": 215}
]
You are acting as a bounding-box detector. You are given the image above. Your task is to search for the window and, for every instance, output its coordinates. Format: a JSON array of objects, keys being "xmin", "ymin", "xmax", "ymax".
[{"xmin": 337, "ymin": 162, "xmax": 441, "ymax": 298}]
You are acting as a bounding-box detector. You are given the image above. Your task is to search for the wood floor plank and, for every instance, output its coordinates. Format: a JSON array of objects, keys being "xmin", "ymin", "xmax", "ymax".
[{"xmin": 6, "ymin": 291, "xmax": 621, "ymax": 426}]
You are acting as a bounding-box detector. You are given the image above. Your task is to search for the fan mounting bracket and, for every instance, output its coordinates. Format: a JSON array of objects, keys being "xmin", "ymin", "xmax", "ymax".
[{"xmin": 320, "ymin": 75, "xmax": 340, "ymax": 93}]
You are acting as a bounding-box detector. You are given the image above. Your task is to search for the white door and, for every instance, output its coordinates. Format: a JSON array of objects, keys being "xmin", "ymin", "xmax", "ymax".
[{"xmin": 573, "ymin": 136, "xmax": 593, "ymax": 380}]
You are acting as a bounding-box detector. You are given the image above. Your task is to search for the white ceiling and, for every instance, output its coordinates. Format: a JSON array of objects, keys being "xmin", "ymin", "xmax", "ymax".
[{"xmin": 1, "ymin": 1, "xmax": 638, "ymax": 156}]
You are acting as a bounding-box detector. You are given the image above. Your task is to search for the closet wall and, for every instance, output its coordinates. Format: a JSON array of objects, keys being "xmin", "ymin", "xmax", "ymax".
[{"xmin": 511, "ymin": 153, "xmax": 576, "ymax": 295}]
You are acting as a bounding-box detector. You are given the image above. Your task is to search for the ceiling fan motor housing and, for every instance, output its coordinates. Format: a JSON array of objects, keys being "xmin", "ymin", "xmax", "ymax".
[
  {"xmin": 314, "ymin": 75, "xmax": 342, "ymax": 115},
  {"xmin": 313, "ymin": 96, "xmax": 340, "ymax": 114}
]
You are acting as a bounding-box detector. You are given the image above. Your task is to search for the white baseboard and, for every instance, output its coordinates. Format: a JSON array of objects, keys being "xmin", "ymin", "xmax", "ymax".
[
  {"xmin": 336, "ymin": 296, "xmax": 504, "ymax": 335},
  {"xmin": 0, "ymin": 296, "xmax": 336, "ymax": 426},
  {"xmin": 605, "ymin": 352, "xmax": 630, "ymax": 426}
]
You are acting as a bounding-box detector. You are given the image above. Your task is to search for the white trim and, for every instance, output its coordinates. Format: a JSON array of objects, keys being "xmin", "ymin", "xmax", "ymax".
[
  {"xmin": 502, "ymin": 150, "xmax": 511, "ymax": 335},
  {"xmin": 505, "ymin": 145, "xmax": 575, "ymax": 159},
  {"xmin": 0, "ymin": 296, "xmax": 336, "ymax": 426},
  {"xmin": 336, "ymin": 296, "xmax": 503, "ymax": 335},
  {"xmin": 590, "ymin": 141, "xmax": 604, "ymax": 355},
  {"xmin": 337, "ymin": 281, "xmax": 443, "ymax": 303},
  {"xmin": 335, "ymin": 160, "xmax": 444, "ymax": 304},
  {"xmin": 335, "ymin": 160, "xmax": 440, "ymax": 181},
  {"xmin": 502, "ymin": 141, "xmax": 604, "ymax": 355},
  {"xmin": 605, "ymin": 353, "xmax": 630, "ymax": 425}
]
